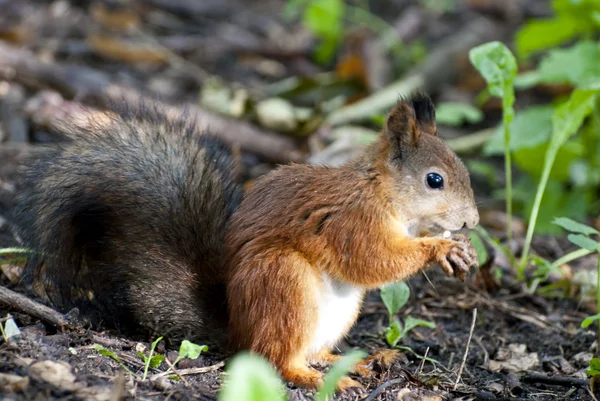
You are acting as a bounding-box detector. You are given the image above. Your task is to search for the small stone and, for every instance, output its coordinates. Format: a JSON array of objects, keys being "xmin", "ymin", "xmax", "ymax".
[
  {"xmin": 256, "ymin": 98, "xmax": 298, "ymax": 132},
  {"xmin": 0, "ymin": 373, "xmax": 29, "ymax": 393},
  {"xmin": 151, "ymin": 376, "xmax": 172, "ymax": 391},
  {"xmin": 29, "ymin": 360, "xmax": 77, "ymax": 391}
]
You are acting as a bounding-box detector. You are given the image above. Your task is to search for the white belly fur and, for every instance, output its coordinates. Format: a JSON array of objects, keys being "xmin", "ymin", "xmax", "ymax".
[{"xmin": 308, "ymin": 273, "xmax": 365, "ymax": 355}]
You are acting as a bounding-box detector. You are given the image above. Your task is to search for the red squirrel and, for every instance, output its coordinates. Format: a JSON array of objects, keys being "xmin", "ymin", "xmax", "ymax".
[{"xmin": 12, "ymin": 93, "xmax": 478, "ymax": 392}]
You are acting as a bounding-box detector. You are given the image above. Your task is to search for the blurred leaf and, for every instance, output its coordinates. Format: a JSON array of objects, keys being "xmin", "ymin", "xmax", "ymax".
[
  {"xmin": 516, "ymin": 0, "xmax": 600, "ymax": 58},
  {"xmin": 469, "ymin": 41, "xmax": 518, "ymax": 99},
  {"xmin": 385, "ymin": 320, "xmax": 402, "ymax": 347},
  {"xmin": 516, "ymin": 178, "xmax": 591, "ymax": 233},
  {"xmin": 467, "ymin": 160, "xmax": 497, "ymax": 186},
  {"xmin": 515, "ymin": 17, "xmax": 580, "ymax": 58},
  {"xmin": 587, "ymin": 357, "xmax": 600, "ymax": 377},
  {"xmin": 553, "ymin": 217, "xmax": 600, "ymax": 235},
  {"xmin": 582, "ymin": 313, "xmax": 600, "ymax": 328},
  {"xmin": 219, "ymin": 353, "xmax": 286, "ymax": 401},
  {"xmin": 484, "ymin": 106, "xmax": 554, "ymax": 155},
  {"xmin": 469, "ymin": 231, "xmax": 489, "ymax": 266},
  {"xmin": 304, "ymin": 0, "xmax": 345, "ymax": 64},
  {"xmin": 568, "ymin": 234, "xmax": 600, "ymax": 252},
  {"xmin": 550, "ymin": 89, "xmax": 598, "ymax": 151},
  {"xmin": 519, "ymin": 41, "xmax": 600, "ymax": 89},
  {"xmin": 435, "ymin": 102, "xmax": 483, "ymax": 126},
  {"xmin": 380, "ymin": 282, "xmax": 410, "ymax": 324},
  {"xmin": 315, "ymin": 350, "xmax": 367, "ymax": 401},
  {"xmin": 513, "ymin": 140, "xmax": 583, "ymax": 182}
]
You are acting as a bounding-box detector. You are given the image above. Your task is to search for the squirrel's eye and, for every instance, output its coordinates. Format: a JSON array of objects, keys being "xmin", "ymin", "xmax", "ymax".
[{"xmin": 426, "ymin": 173, "xmax": 444, "ymax": 190}]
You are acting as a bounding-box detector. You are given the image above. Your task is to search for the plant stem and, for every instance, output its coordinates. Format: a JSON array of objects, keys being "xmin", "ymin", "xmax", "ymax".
[
  {"xmin": 597, "ymin": 253, "xmax": 600, "ymax": 352},
  {"xmin": 551, "ymin": 248, "xmax": 594, "ymax": 269},
  {"xmin": 519, "ymin": 151, "xmax": 556, "ymax": 278},
  {"xmin": 502, "ymin": 92, "xmax": 514, "ymax": 248}
]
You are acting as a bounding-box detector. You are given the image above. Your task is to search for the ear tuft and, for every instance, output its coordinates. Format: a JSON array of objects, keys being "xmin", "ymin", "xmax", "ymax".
[
  {"xmin": 384, "ymin": 92, "xmax": 437, "ymax": 159},
  {"xmin": 409, "ymin": 92, "xmax": 436, "ymax": 130}
]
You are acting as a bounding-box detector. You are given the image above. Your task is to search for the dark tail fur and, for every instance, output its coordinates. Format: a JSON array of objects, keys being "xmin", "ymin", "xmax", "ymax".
[{"xmin": 13, "ymin": 103, "xmax": 242, "ymax": 343}]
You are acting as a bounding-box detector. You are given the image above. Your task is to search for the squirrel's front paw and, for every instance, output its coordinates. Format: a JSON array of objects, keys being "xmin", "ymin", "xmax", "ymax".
[{"xmin": 434, "ymin": 238, "xmax": 478, "ymax": 280}]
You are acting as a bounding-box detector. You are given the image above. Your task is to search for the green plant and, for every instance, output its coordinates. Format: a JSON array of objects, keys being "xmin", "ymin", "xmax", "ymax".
[
  {"xmin": 516, "ymin": 0, "xmax": 600, "ymax": 59},
  {"xmin": 314, "ymin": 351, "xmax": 366, "ymax": 401},
  {"xmin": 284, "ymin": 0, "xmax": 345, "ymax": 64},
  {"xmin": 587, "ymin": 357, "xmax": 600, "ymax": 378},
  {"xmin": 0, "ymin": 248, "xmax": 31, "ymax": 265},
  {"xmin": 380, "ymin": 282, "xmax": 435, "ymax": 347},
  {"xmin": 92, "ymin": 344, "xmax": 136, "ymax": 376},
  {"xmin": 519, "ymin": 89, "xmax": 600, "ymax": 276},
  {"xmin": 435, "ymin": 102, "xmax": 484, "ymax": 126},
  {"xmin": 219, "ymin": 350, "xmax": 366, "ymax": 401},
  {"xmin": 138, "ymin": 337, "xmax": 165, "ymax": 381},
  {"xmin": 469, "ymin": 41, "xmax": 518, "ymax": 246},
  {"xmin": 173, "ymin": 340, "xmax": 208, "ymax": 367}
]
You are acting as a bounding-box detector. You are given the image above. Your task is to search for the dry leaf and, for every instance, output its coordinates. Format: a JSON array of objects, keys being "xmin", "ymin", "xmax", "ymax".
[
  {"xmin": 488, "ymin": 344, "xmax": 539, "ymax": 373},
  {"xmin": 87, "ymin": 34, "xmax": 169, "ymax": 65}
]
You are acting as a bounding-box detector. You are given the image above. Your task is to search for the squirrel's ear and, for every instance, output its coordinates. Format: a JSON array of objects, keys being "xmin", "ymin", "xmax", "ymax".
[{"xmin": 384, "ymin": 92, "xmax": 437, "ymax": 154}]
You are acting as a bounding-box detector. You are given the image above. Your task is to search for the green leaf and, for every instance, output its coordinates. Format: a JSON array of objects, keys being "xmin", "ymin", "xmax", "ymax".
[
  {"xmin": 527, "ymin": 41, "xmax": 600, "ymax": 89},
  {"xmin": 380, "ymin": 282, "xmax": 410, "ymax": 323},
  {"xmin": 588, "ymin": 357, "xmax": 600, "ymax": 377},
  {"xmin": 513, "ymin": 140, "xmax": 584, "ymax": 182},
  {"xmin": 150, "ymin": 355, "xmax": 165, "ymax": 369},
  {"xmin": 219, "ymin": 353, "xmax": 286, "ymax": 401},
  {"xmin": 550, "ymin": 89, "xmax": 598, "ymax": 152},
  {"xmin": 484, "ymin": 105, "xmax": 554, "ymax": 155},
  {"xmin": 93, "ymin": 344, "xmax": 122, "ymax": 363},
  {"xmin": 401, "ymin": 316, "xmax": 436, "ymax": 336},
  {"xmin": 304, "ymin": 0, "xmax": 344, "ymax": 64},
  {"xmin": 581, "ymin": 313, "xmax": 600, "ymax": 328},
  {"xmin": 315, "ymin": 350, "xmax": 367, "ymax": 401},
  {"xmin": 468, "ymin": 231, "xmax": 489, "ymax": 266},
  {"xmin": 137, "ymin": 351, "xmax": 147, "ymax": 363},
  {"xmin": 469, "ymin": 41, "xmax": 518, "ymax": 99},
  {"xmin": 553, "ymin": 217, "xmax": 600, "ymax": 235},
  {"xmin": 385, "ymin": 320, "xmax": 403, "ymax": 347},
  {"xmin": 590, "ymin": 356, "xmax": 600, "ymax": 371},
  {"xmin": 515, "ymin": 17, "xmax": 581, "ymax": 58},
  {"xmin": 568, "ymin": 234, "xmax": 600, "ymax": 252},
  {"xmin": 179, "ymin": 340, "xmax": 208, "ymax": 360},
  {"xmin": 435, "ymin": 102, "xmax": 483, "ymax": 126}
]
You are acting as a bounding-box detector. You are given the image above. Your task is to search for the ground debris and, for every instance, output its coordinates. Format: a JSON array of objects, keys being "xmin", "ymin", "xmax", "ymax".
[
  {"xmin": 488, "ymin": 344, "xmax": 539, "ymax": 373},
  {"xmin": 0, "ymin": 372, "xmax": 29, "ymax": 393}
]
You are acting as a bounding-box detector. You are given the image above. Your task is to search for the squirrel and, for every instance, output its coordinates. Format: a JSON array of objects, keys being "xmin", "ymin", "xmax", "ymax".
[{"xmin": 11, "ymin": 93, "xmax": 479, "ymax": 392}]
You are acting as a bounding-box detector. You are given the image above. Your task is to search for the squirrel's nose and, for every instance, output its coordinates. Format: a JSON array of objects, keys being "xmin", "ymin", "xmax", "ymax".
[{"xmin": 464, "ymin": 208, "xmax": 480, "ymax": 229}]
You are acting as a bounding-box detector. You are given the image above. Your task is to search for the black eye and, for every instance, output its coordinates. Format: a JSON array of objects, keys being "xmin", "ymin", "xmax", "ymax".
[{"xmin": 426, "ymin": 173, "xmax": 444, "ymax": 189}]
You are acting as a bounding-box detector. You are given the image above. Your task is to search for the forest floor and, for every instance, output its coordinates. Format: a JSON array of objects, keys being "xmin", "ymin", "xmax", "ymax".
[{"xmin": 0, "ymin": 0, "xmax": 598, "ymax": 400}]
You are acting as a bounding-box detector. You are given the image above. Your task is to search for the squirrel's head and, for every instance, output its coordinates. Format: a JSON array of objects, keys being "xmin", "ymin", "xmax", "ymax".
[{"xmin": 381, "ymin": 93, "xmax": 479, "ymax": 233}]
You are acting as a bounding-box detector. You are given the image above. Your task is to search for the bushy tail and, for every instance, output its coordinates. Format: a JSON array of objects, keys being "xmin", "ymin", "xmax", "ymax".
[{"xmin": 13, "ymin": 103, "xmax": 242, "ymax": 342}]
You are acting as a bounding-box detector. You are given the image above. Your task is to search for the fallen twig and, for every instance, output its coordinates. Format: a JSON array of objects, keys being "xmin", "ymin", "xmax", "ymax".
[
  {"xmin": 363, "ymin": 378, "xmax": 405, "ymax": 401},
  {"xmin": 0, "ymin": 42, "xmax": 303, "ymax": 164},
  {"xmin": 0, "ymin": 285, "xmax": 75, "ymax": 330},
  {"xmin": 454, "ymin": 308, "xmax": 477, "ymax": 390},
  {"xmin": 152, "ymin": 360, "xmax": 225, "ymax": 379},
  {"xmin": 523, "ymin": 371, "xmax": 590, "ymax": 388},
  {"xmin": 163, "ymin": 357, "xmax": 191, "ymax": 388}
]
